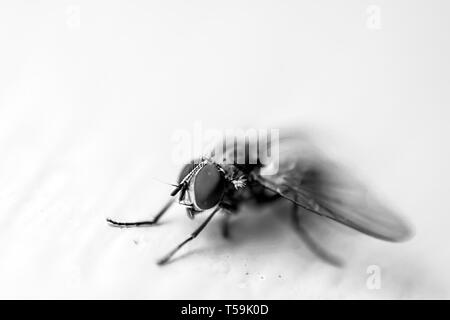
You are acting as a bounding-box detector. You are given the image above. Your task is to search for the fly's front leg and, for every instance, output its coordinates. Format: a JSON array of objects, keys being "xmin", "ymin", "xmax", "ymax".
[
  {"xmin": 157, "ymin": 206, "xmax": 221, "ymax": 265},
  {"xmin": 106, "ymin": 198, "xmax": 175, "ymax": 228}
]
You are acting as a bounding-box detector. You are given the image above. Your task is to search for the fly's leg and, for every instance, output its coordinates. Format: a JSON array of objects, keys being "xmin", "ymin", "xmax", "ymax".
[
  {"xmin": 291, "ymin": 202, "xmax": 343, "ymax": 267},
  {"xmin": 219, "ymin": 202, "xmax": 236, "ymax": 239},
  {"xmin": 106, "ymin": 198, "xmax": 175, "ymax": 228},
  {"xmin": 221, "ymin": 211, "xmax": 231, "ymax": 239},
  {"xmin": 157, "ymin": 206, "xmax": 220, "ymax": 265}
]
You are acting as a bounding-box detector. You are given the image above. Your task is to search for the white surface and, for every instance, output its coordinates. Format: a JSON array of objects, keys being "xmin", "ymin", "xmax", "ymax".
[{"xmin": 0, "ymin": 1, "xmax": 449, "ymax": 299}]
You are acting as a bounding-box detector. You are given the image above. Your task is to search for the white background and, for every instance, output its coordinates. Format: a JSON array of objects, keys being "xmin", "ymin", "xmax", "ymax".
[{"xmin": 0, "ymin": 1, "xmax": 449, "ymax": 299}]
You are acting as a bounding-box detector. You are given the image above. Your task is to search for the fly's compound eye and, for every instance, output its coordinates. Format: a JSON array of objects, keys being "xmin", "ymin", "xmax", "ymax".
[
  {"xmin": 193, "ymin": 163, "xmax": 225, "ymax": 210},
  {"xmin": 177, "ymin": 160, "xmax": 200, "ymax": 184}
]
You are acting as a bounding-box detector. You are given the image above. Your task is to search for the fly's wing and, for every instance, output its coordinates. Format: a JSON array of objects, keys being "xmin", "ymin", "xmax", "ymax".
[{"xmin": 254, "ymin": 134, "xmax": 412, "ymax": 242}]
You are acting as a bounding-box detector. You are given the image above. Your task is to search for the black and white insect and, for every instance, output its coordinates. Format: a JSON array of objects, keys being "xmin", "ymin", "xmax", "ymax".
[{"xmin": 107, "ymin": 131, "xmax": 412, "ymax": 266}]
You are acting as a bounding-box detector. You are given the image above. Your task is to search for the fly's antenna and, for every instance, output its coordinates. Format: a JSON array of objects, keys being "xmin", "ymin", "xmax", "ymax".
[
  {"xmin": 150, "ymin": 177, "xmax": 181, "ymax": 196},
  {"xmin": 150, "ymin": 176, "xmax": 178, "ymax": 187}
]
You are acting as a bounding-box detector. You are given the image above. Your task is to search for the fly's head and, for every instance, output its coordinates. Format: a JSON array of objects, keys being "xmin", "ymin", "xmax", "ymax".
[{"xmin": 172, "ymin": 159, "xmax": 227, "ymax": 216}]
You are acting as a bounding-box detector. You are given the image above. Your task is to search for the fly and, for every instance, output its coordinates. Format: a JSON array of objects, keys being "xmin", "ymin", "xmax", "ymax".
[{"xmin": 107, "ymin": 131, "xmax": 412, "ymax": 266}]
